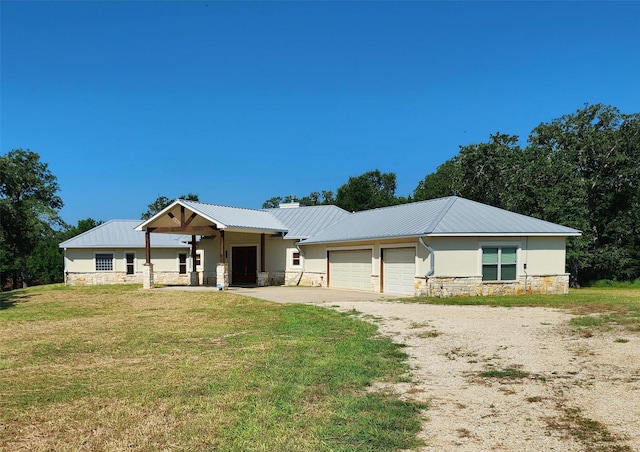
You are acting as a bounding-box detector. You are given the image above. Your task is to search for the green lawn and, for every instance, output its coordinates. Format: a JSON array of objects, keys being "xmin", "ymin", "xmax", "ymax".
[{"xmin": 0, "ymin": 285, "xmax": 426, "ymax": 451}]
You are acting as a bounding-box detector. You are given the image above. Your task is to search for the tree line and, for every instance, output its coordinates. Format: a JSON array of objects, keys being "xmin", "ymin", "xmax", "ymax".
[
  {"xmin": 263, "ymin": 104, "xmax": 639, "ymax": 285},
  {"xmin": 0, "ymin": 149, "xmax": 201, "ymax": 290},
  {"xmin": 2, "ymin": 104, "xmax": 638, "ymax": 288}
]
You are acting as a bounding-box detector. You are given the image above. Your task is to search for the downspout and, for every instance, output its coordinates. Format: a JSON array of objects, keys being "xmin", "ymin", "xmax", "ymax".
[
  {"xmin": 524, "ymin": 237, "xmax": 529, "ymax": 294},
  {"xmin": 63, "ymin": 247, "xmax": 68, "ymax": 285},
  {"xmin": 419, "ymin": 237, "xmax": 435, "ymax": 296},
  {"xmin": 294, "ymin": 243, "xmax": 304, "ymax": 286}
]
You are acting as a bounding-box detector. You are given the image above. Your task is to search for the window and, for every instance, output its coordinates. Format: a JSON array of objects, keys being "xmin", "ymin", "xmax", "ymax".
[
  {"xmin": 195, "ymin": 253, "xmax": 201, "ymax": 268},
  {"xmin": 95, "ymin": 253, "xmax": 114, "ymax": 271},
  {"xmin": 292, "ymin": 252, "xmax": 301, "ymax": 266},
  {"xmin": 126, "ymin": 253, "xmax": 135, "ymax": 275},
  {"xmin": 482, "ymin": 247, "xmax": 517, "ymax": 281},
  {"xmin": 178, "ymin": 253, "xmax": 187, "ymax": 274}
]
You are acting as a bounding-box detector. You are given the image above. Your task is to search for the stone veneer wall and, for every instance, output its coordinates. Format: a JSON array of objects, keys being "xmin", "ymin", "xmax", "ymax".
[
  {"xmin": 284, "ymin": 271, "xmax": 325, "ymax": 287},
  {"xmin": 66, "ymin": 271, "xmax": 192, "ymax": 286},
  {"xmin": 426, "ymin": 274, "xmax": 570, "ymax": 298}
]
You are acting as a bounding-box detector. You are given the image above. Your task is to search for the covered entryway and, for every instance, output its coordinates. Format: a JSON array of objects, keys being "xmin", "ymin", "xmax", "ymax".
[
  {"xmin": 328, "ymin": 250, "xmax": 372, "ymax": 291},
  {"xmin": 232, "ymin": 246, "xmax": 257, "ymax": 285},
  {"xmin": 382, "ymin": 247, "xmax": 416, "ymax": 295},
  {"xmin": 137, "ymin": 199, "xmax": 285, "ymax": 289}
]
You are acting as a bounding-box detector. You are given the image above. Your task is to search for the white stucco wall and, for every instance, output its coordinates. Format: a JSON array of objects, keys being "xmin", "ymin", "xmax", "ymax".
[
  {"xmin": 425, "ymin": 236, "xmax": 567, "ymax": 279},
  {"xmin": 299, "ymin": 235, "xmax": 569, "ymax": 296},
  {"xmin": 64, "ymin": 248, "xmax": 194, "ymax": 274}
]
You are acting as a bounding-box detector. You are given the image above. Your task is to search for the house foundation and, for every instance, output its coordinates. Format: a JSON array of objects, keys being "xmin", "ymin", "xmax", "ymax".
[{"xmin": 426, "ymin": 274, "xmax": 570, "ymax": 298}]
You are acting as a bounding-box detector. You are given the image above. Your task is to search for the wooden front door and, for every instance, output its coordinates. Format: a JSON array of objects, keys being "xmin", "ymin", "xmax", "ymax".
[{"xmin": 232, "ymin": 246, "xmax": 257, "ymax": 285}]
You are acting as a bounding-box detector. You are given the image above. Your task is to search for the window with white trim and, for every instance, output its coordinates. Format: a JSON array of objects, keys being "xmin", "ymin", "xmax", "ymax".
[
  {"xmin": 125, "ymin": 253, "xmax": 135, "ymax": 275},
  {"xmin": 292, "ymin": 251, "xmax": 301, "ymax": 267},
  {"xmin": 482, "ymin": 247, "xmax": 517, "ymax": 281},
  {"xmin": 95, "ymin": 253, "xmax": 114, "ymax": 271}
]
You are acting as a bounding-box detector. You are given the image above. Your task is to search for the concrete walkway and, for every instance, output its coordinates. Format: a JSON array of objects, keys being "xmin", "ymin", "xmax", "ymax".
[{"xmin": 158, "ymin": 285, "xmax": 401, "ymax": 304}]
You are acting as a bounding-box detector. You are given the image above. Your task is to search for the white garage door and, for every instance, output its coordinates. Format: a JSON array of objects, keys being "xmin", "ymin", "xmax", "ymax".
[
  {"xmin": 329, "ymin": 250, "xmax": 372, "ymax": 291},
  {"xmin": 383, "ymin": 248, "xmax": 416, "ymax": 295}
]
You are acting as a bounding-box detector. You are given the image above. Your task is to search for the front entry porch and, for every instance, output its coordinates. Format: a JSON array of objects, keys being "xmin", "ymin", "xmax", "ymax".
[{"xmin": 138, "ymin": 200, "xmax": 278, "ymax": 290}]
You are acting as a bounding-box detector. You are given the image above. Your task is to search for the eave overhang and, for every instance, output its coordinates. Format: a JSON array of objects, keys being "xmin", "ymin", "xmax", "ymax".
[{"xmin": 299, "ymin": 230, "xmax": 582, "ymax": 246}]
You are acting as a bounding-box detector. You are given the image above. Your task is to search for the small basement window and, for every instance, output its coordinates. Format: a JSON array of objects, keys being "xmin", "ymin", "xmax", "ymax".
[
  {"xmin": 95, "ymin": 253, "xmax": 114, "ymax": 271},
  {"xmin": 482, "ymin": 247, "xmax": 517, "ymax": 281}
]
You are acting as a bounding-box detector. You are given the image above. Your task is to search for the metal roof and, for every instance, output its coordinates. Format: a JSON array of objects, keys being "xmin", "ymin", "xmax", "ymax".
[
  {"xmin": 60, "ymin": 220, "xmax": 191, "ymax": 249},
  {"xmin": 430, "ymin": 197, "xmax": 582, "ymax": 236},
  {"xmin": 299, "ymin": 197, "xmax": 581, "ymax": 245},
  {"xmin": 266, "ymin": 204, "xmax": 350, "ymax": 239},
  {"xmin": 65, "ymin": 197, "xmax": 581, "ymax": 248},
  {"xmin": 137, "ymin": 199, "xmax": 288, "ymax": 233}
]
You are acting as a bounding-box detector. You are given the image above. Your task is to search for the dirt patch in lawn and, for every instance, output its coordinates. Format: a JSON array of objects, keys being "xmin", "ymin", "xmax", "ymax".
[{"xmin": 317, "ymin": 301, "xmax": 639, "ymax": 452}]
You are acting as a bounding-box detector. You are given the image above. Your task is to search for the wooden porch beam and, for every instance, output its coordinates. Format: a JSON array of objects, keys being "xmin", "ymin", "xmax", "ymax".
[
  {"xmin": 191, "ymin": 235, "xmax": 197, "ymax": 272},
  {"xmin": 149, "ymin": 226, "xmax": 217, "ymax": 234},
  {"xmin": 260, "ymin": 233, "xmax": 265, "ymax": 272},
  {"xmin": 167, "ymin": 212, "xmax": 181, "ymax": 226},
  {"xmin": 145, "ymin": 230, "xmax": 151, "ymax": 264},
  {"xmin": 184, "ymin": 212, "xmax": 198, "ymax": 227},
  {"xmin": 219, "ymin": 230, "xmax": 225, "ymax": 263}
]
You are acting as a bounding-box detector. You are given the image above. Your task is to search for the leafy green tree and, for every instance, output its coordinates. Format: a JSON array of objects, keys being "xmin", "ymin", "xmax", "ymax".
[
  {"xmin": 321, "ymin": 190, "xmax": 335, "ymax": 205},
  {"xmin": 413, "ymin": 159, "xmax": 461, "ymax": 201},
  {"xmin": 26, "ymin": 218, "xmax": 105, "ymax": 286},
  {"xmin": 335, "ymin": 169, "xmax": 401, "ymax": 212},
  {"xmin": 0, "ymin": 149, "xmax": 64, "ymax": 288},
  {"xmin": 63, "ymin": 218, "xmax": 103, "ymax": 239},
  {"xmin": 141, "ymin": 193, "xmax": 199, "ymax": 220},
  {"xmin": 413, "ymin": 134, "xmax": 523, "ymax": 209},
  {"xmin": 262, "ymin": 196, "xmax": 283, "ymax": 208},
  {"xmin": 527, "ymin": 104, "xmax": 640, "ymax": 282},
  {"xmin": 27, "ymin": 227, "xmax": 65, "ymax": 285},
  {"xmin": 413, "ymin": 104, "xmax": 640, "ymax": 284},
  {"xmin": 265, "ymin": 191, "xmax": 336, "ymax": 208},
  {"xmin": 298, "ymin": 191, "xmax": 321, "ymax": 206}
]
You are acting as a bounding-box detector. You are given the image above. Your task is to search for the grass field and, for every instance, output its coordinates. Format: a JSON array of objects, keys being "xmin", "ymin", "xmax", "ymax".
[
  {"xmin": 0, "ymin": 285, "xmax": 426, "ymax": 451},
  {"xmin": 3, "ymin": 284, "xmax": 638, "ymax": 451}
]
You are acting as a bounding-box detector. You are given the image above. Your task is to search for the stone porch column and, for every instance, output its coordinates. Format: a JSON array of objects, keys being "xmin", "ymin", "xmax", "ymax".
[
  {"xmin": 258, "ymin": 272, "xmax": 269, "ymax": 287},
  {"xmin": 143, "ymin": 263, "xmax": 154, "ymax": 289},
  {"xmin": 216, "ymin": 263, "xmax": 229, "ymax": 289},
  {"xmin": 190, "ymin": 271, "xmax": 199, "ymax": 286}
]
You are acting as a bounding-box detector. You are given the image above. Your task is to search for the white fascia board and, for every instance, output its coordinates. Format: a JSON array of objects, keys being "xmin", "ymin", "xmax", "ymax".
[
  {"xmin": 227, "ymin": 226, "xmax": 288, "ymax": 234},
  {"xmin": 300, "ymin": 231, "xmax": 581, "ymax": 245},
  {"xmin": 63, "ymin": 244, "xmax": 190, "ymax": 249},
  {"xmin": 299, "ymin": 234, "xmax": 426, "ymax": 246},
  {"xmin": 136, "ymin": 200, "xmax": 183, "ymax": 231},
  {"xmin": 135, "ymin": 200, "xmax": 228, "ymax": 231},
  {"xmin": 426, "ymin": 232, "xmax": 582, "ymax": 237}
]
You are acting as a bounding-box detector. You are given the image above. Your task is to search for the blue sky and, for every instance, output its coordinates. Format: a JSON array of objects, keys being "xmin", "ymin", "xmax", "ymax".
[{"xmin": 2, "ymin": 1, "xmax": 639, "ymax": 225}]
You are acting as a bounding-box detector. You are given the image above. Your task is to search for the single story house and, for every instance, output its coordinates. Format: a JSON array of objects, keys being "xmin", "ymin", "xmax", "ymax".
[{"xmin": 60, "ymin": 196, "xmax": 581, "ymax": 297}]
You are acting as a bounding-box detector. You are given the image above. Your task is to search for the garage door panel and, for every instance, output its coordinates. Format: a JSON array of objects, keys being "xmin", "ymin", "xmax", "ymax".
[
  {"xmin": 330, "ymin": 250, "xmax": 372, "ymax": 291},
  {"xmin": 383, "ymin": 248, "xmax": 415, "ymax": 295}
]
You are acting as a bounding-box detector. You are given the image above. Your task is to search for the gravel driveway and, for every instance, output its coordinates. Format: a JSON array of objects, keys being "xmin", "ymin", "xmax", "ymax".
[{"xmin": 231, "ymin": 287, "xmax": 640, "ymax": 451}]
